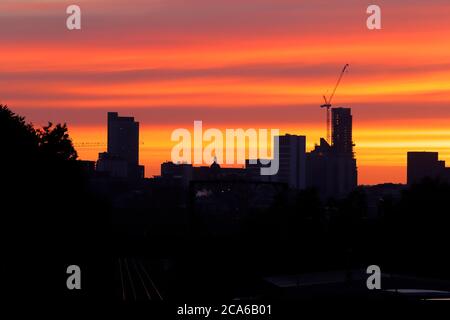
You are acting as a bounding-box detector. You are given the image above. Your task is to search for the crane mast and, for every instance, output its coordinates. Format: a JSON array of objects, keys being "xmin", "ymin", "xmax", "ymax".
[{"xmin": 321, "ymin": 64, "xmax": 349, "ymax": 144}]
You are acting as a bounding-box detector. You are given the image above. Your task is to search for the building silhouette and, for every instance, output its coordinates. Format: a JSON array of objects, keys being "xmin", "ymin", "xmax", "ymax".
[
  {"xmin": 306, "ymin": 107, "xmax": 357, "ymax": 198},
  {"xmin": 244, "ymin": 135, "xmax": 306, "ymax": 189},
  {"xmin": 160, "ymin": 160, "xmax": 247, "ymax": 188},
  {"xmin": 275, "ymin": 134, "xmax": 306, "ymax": 189},
  {"xmin": 161, "ymin": 134, "xmax": 306, "ymax": 191},
  {"xmin": 407, "ymin": 151, "xmax": 450, "ymax": 184},
  {"xmin": 331, "ymin": 107, "xmax": 354, "ymax": 155},
  {"xmin": 107, "ymin": 112, "xmax": 139, "ymax": 166},
  {"xmin": 97, "ymin": 152, "xmax": 129, "ymax": 178},
  {"xmin": 245, "ymin": 159, "xmax": 275, "ymax": 183},
  {"xmin": 97, "ymin": 112, "xmax": 144, "ymax": 179}
]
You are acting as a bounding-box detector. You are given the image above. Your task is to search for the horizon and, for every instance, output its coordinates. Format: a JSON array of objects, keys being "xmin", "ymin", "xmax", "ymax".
[{"xmin": 8, "ymin": 106, "xmax": 443, "ymax": 186}]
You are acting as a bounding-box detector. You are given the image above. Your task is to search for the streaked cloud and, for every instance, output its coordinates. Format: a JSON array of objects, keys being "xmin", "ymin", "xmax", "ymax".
[{"xmin": 1, "ymin": 0, "xmax": 450, "ymax": 184}]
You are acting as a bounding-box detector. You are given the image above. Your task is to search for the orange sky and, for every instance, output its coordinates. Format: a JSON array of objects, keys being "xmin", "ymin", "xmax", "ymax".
[{"xmin": 1, "ymin": 0, "xmax": 450, "ymax": 184}]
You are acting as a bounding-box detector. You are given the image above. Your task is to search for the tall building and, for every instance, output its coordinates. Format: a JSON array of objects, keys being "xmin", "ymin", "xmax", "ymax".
[
  {"xmin": 97, "ymin": 112, "xmax": 144, "ymax": 179},
  {"xmin": 107, "ymin": 112, "xmax": 139, "ymax": 166},
  {"xmin": 275, "ymin": 134, "xmax": 306, "ymax": 189},
  {"xmin": 306, "ymin": 138, "xmax": 334, "ymax": 197},
  {"xmin": 332, "ymin": 107, "xmax": 354, "ymax": 154},
  {"xmin": 306, "ymin": 108, "xmax": 357, "ymax": 198},
  {"xmin": 407, "ymin": 152, "xmax": 449, "ymax": 184}
]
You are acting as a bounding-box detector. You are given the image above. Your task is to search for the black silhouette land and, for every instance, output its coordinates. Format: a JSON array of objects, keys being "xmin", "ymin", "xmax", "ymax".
[{"xmin": 2, "ymin": 104, "xmax": 450, "ymax": 304}]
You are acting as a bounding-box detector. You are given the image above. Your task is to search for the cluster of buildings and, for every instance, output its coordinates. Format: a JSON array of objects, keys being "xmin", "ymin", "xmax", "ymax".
[
  {"xmin": 83, "ymin": 109, "xmax": 357, "ymax": 199},
  {"xmin": 85, "ymin": 108, "xmax": 450, "ymax": 198},
  {"xmin": 407, "ymin": 151, "xmax": 450, "ymax": 185},
  {"xmin": 84, "ymin": 109, "xmax": 449, "ymax": 201},
  {"xmin": 160, "ymin": 107, "xmax": 357, "ymax": 199},
  {"xmin": 75, "ymin": 109, "xmax": 450, "ymax": 232}
]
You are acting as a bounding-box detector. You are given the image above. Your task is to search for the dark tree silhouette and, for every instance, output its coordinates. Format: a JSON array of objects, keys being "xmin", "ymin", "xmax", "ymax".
[
  {"xmin": 0, "ymin": 105, "xmax": 38, "ymax": 160},
  {"xmin": 1, "ymin": 105, "xmax": 111, "ymax": 301},
  {"xmin": 37, "ymin": 122, "xmax": 78, "ymax": 161},
  {"xmin": 0, "ymin": 105, "xmax": 77, "ymax": 162}
]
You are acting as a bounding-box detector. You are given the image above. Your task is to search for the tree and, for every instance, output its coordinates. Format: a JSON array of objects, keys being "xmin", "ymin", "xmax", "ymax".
[
  {"xmin": 1, "ymin": 105, "xmax": 111, "ymax": 300},
  {"xmin": 0, "ymin": 105, "xmax": 77, "ymax": 162},
  {"xmin": 0, "ymin": 104, "xmax": 38, "ymax": 160},
  {"xmin": 37, "ymin": 122, "xmax": 78, "ymax": 161},
  {"xmin": 1, "ymin": 104, "xmax": 85, "ymax": 242}
]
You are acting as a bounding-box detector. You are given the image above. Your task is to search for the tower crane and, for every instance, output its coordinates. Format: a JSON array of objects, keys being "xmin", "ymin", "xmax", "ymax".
[{"xmin": 321, "ymin": 64, "xmax": 349, "ymax": 144}]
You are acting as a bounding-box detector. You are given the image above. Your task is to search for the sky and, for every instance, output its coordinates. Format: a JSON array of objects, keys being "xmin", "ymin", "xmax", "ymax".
[{"xmin": 1, "ymin": 0, "xmax": 450, "ymax": 184}]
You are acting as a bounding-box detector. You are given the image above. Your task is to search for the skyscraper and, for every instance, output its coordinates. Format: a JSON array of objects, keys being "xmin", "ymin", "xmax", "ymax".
[
  {"xmin": 306, "ymin": 108, "xmax": 357, "ymax": 198},
  {"xmin": 97, "ymin": 112, "xmax": 144, "ymax": 179},
  {"xmin": 332, "ymin": 107, "xmax": 354, "ymax": 154},
  {"xmin": 107, "ymin": 112, "xmax": 139, "ymax": 166}
]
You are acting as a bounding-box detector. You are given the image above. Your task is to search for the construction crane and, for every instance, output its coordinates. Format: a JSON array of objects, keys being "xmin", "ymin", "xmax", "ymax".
[{"xmin": 321, "ymin": 64, "xmax": 349, "ymax": 144}]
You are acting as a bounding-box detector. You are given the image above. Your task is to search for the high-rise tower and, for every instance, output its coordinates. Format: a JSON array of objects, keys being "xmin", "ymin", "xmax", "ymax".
[
  {"xmin": 97, "ymin": 112, "xmax": 144, "ymax": 179},
  {"xmin": 306, "ymin": 107, "xmax": 357, "ymax": 198},
  {"xmin": 107, "ymin": 112, "xmax": 139, "ymax": 166},
  {"xmin": 331, "ymin": 107, "xmax": 353, "ymax": 155}
]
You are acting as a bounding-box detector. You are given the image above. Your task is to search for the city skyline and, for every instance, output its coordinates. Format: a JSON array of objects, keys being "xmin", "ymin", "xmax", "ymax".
[
  {"xmin": 3, "ymin": 97, "xmax": 448, "ymax": 185},
  {"xmin": 1, "ymin": 0, "xmax": 450, "ymax": 184},
  {"xmin": 84, "ymin": 108, "xmax": 449, "ymax": 189}
]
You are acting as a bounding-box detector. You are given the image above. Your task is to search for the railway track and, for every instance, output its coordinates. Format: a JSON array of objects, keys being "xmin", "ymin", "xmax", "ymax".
[{"xmin": 117, "ymin": 257, "xmax": 163, "ymax": 301}]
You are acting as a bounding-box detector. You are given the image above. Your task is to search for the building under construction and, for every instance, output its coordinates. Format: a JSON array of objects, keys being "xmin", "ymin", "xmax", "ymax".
[{"xmin": 306, "ymin": 107, "xmax": 357, "ymax": 199}]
